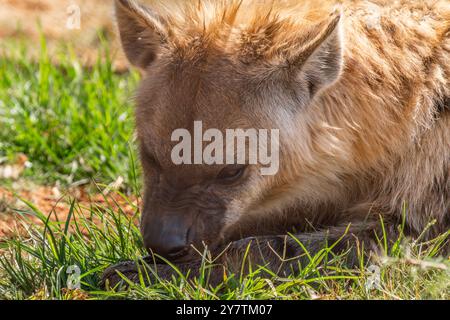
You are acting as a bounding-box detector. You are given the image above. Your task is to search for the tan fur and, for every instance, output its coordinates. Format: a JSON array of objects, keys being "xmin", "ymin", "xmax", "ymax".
[
  {"xmin": 115, "ymin": 0, "xmax": 450, "ymax": 261},
  {"xmin": 251, "ymin": 0, "xmax": 450, "ymax": 239}
]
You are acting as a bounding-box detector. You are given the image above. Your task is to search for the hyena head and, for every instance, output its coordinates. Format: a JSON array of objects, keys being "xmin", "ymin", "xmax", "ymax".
[{"xmin": 116, "ymin": 0, "xmax": 344, "ymax": 260}]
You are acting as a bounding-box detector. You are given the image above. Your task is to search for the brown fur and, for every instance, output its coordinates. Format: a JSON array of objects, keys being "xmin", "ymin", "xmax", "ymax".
[{"xmin": 104, "ymin": 0, "xmax": 450, "ymax": 286}]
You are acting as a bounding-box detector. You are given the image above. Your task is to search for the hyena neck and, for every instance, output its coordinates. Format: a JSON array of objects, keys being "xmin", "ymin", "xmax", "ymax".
[
  {"xmin": 314, "ymin": 4, "xmax": 450, "ymax": 173},
  {"xmin": 262, "ymin": 3, "xmax": 450, "ymax": 230}
]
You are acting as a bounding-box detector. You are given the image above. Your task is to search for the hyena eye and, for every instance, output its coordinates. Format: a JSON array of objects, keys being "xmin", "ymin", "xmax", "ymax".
[{"xmin": 217, "ymin": 165, "xmax": 247, "ymax": 183}]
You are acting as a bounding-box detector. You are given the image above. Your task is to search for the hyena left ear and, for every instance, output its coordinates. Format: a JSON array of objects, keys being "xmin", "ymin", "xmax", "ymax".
[
  {"xmin": 115, "ymin": 0, "xmax": 169, "ymax": 69},
  {"xmin": 290, "ymin": 12, "xmax": 344, "ymax": 97}
]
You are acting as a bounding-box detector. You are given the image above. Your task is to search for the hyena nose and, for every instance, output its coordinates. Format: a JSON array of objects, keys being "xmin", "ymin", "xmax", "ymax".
[{"xmin": 142, "ymin": 216, "xmax": 190, "ymax": 260}]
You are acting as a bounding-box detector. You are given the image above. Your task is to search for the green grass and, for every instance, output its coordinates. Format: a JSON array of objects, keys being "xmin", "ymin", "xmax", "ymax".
[
  {"xmin": 0, "ymin": 191, "xmax": 448, "ymax": 300},
  {"xmin": 0, "ymin": 38, "xmax": 449, "ymax": 300},
  {"xmin": 0, "ymin": 36, "xmax": 140, "ymax": 187}
]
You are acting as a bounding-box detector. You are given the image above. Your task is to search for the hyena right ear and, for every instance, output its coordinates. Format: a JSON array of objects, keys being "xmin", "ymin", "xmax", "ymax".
[
  {"xmin": 288, "ymin": 11, "xmax": 344, "ymax": 98},
  {"xmin": 115, "ymin": 0, "xmax": 168, "ymax": 69}
]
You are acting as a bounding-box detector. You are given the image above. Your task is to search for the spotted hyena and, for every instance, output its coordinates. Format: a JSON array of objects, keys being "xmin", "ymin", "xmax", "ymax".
[{"xmin": 103, "ymin": 0, "xmax": 450, "ymax": 285}]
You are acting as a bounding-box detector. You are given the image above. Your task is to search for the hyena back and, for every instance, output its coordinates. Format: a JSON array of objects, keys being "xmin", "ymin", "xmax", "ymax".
[{"xmin": 106, "ymin": 0, "xmax": 450, "ymax": 285}]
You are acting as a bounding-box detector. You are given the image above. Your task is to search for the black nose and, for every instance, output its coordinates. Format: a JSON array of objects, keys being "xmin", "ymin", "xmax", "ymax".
[{"xmin": 142, "ymin": 215, "xmax": 190, "ymax": 260}]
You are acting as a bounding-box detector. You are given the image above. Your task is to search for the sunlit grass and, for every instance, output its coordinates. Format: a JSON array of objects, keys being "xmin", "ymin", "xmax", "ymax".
[
  {"xmin": 0, "ymin": 189, "xmax": 448, "ymax": 300},
  {"xmin": 0, "ymin": 36, "xmax": 140, "ymax": 187}
]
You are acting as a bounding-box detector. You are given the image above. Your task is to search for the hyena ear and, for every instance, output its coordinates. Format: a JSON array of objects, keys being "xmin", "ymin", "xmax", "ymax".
[
  {"xmin": 290, "ymin": 12, "xmax": 344, "ymax": 97},
  {"xmin": 115, "ymin": 0, "xmax": 168, "ymax": 69}
]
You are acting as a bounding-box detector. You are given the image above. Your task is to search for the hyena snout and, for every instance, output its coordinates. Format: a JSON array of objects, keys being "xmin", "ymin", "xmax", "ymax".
[
  {"xmin": 141, "ymin": 199, "xmax": 226, "ymax": 261},
  {"xmin": 141, "ymin": 210, "xmax": 194, "ymax": 260}
]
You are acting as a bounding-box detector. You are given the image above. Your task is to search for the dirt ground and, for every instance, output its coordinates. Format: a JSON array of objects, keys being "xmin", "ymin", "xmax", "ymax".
[
  {"xmin": 0, "ymin": 0, "xmax": 138, "ymax": 71},
  {"xmin": 0, "ymin": 183, "xmax": 139, "ymax": 238},
  {"xmin": 0, "ymin": 156, "xmax": 139, "ymax": 239}
]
